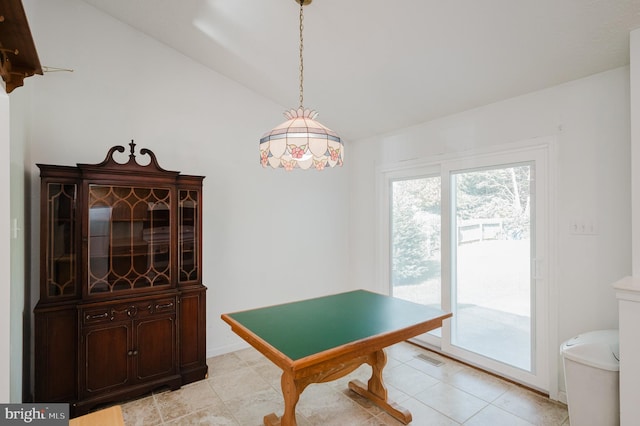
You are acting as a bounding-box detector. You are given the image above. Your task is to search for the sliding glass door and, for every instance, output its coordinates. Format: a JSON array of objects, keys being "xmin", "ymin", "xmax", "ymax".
[
  {"xmin": 448, "ymin": 163, "xmax": 533, "ymax": 371},
  {"xmin": 386, "ymin": 144, "xmax": 549, "ymax": 390}
]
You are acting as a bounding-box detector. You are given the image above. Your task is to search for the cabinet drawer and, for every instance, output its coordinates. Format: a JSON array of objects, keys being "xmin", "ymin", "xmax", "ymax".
[{"xmin": 82, "ymin": 297, "xmax": 177, "ymax": 325}]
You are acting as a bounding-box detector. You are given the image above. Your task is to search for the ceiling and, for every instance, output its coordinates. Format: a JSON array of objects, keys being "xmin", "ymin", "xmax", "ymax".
[{"xmin": 81, "ymin": 0, "xmax": 640, "ymax": 141}]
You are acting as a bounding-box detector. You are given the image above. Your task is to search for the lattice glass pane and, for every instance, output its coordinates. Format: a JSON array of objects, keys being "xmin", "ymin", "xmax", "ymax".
[
  {"xmin": 88, "ymin": 185, "xmax": 171, "ymax": 294},
  {"xmin": 47, "ymin": 183, "xmax": 77, "ymax": 297},
  {"xmin": 178, "ymin": 190, "xmax": 199, "ymax": 282}
]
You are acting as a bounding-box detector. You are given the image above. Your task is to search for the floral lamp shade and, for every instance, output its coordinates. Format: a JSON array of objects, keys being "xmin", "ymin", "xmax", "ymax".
[{"xmin": 260, "ymin": 108, "xmax": 344, "ymax": 171}]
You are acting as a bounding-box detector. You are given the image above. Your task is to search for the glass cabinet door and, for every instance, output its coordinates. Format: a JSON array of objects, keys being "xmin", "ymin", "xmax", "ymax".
[
  {"xmin": 178, "ymin": 189, "xmax": 199, "ymax": 283},
  {"xmin": 46, "ymin": 182, "xmax": 77, "ymax": 297},
  {"xmin": 87, "ymin": 185, "xmax": 172, "ymax": 294}
]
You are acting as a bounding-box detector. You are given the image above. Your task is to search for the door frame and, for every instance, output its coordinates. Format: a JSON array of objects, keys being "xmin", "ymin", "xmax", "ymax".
[{"xmin": 376, "ymin": 136, "xmax": 558, "ymax": 398}]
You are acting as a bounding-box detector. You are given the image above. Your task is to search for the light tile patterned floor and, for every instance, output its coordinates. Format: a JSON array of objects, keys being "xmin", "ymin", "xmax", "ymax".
[{"xmin": 120, "ymin": 342, "xmax": 570, "ymax": 425}]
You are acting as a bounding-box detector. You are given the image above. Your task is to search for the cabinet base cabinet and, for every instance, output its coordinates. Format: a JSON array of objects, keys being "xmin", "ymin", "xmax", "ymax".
[
  {"xmin": 34, "ymin": 290, "xmax": 207, "ymax": 416},
  {"xmin": 73, "ymin": 294, "xmax": 184, "ymax": 415}
]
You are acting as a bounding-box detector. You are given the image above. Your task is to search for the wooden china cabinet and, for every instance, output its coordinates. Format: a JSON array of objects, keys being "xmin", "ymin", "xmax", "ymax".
[{"xmin": 33, "ymin": 142, "xmax": 207, "ymax": 415}]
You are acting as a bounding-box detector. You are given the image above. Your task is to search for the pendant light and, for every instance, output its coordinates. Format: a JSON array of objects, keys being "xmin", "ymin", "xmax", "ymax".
[{"xmin": 259, "ymin": 0, "xmax": 344, "ymax": 171}]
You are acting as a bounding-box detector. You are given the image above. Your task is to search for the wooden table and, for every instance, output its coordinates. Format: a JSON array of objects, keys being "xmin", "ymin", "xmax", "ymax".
[
  {"xmin": 221, "ymin": 290, "xmax": 452, "ymax": 425},
  {"xmin": 69, "ymin": 405, "xmax": 124, "ymax": 426}
]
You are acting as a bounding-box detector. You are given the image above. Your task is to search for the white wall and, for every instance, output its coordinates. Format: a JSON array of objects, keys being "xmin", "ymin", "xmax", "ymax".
[
  {"xmin": 632, "ymin": 30, "xmax": 640, "ymax": 276},
  {"xmin": 9, "ymin": 79, "xmax": 30, "ymax": 403},
  {"xmin": 1, "ymin": 76, "xmax": 11, "ymax": 402},
  {"xmin": 22, "ymin": 0, "xmax": 350, "ymax": 364},
  {"xmin": 349, "ymin": 67, "xmax": 631, "ymax": 396}
]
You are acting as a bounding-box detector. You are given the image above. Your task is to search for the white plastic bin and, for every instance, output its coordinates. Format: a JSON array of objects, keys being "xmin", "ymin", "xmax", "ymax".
[{"xmin": 560, "ymin": 329, "xmax": 619, "ymax": 426}]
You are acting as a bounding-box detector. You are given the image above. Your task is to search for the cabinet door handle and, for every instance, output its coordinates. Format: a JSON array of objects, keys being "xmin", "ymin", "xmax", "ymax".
[
  {"xmin": 155, "ymin": 302, "xmax": 174, "ymax": 310},
  {"xmin": 86, "ymin": 312, "xmax": 108, "ymax": 320},
  {"xmin": 128, "ymin": 350, "xmax": 138, "ymax": 356}
]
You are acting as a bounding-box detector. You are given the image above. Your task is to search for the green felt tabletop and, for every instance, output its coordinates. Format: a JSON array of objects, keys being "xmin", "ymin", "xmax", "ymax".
[{"xmin": 226, "ymin": 290, "xmax": 447, "ymax": 361}]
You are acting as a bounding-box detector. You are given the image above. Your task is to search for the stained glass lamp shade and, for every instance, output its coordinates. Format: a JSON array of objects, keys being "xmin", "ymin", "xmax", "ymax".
[{"xmin": 260, "ymin": 108, "xmax": 343, "ymax": 171}]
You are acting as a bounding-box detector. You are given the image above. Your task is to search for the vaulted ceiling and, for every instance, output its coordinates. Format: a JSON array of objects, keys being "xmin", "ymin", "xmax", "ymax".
[{"xmin": 81, "ymin": 0, "xmax": 640, "ymax": 141}]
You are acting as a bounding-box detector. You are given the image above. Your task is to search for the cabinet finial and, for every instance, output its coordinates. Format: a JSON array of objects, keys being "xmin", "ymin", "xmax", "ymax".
[{"xmin": 84, "ymin": 141, "xmax": 176, "ymax": 175}]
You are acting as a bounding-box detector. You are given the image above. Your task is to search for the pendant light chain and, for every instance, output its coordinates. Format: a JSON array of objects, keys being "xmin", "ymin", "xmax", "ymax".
[
  {"xmin": 259, "ymin": 0, "xmax": 343, "ymax": 171},
  {"xmin": 298, "ymin": 0, "xmax": 305, "ymax": 109}
]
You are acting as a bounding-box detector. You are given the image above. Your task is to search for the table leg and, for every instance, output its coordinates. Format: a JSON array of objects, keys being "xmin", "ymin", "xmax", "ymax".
[
  {"xmin": 264, "ymin": 371, "xmax": 302, "ymax": 426},
  {"xmin": 348, "ymin": 349, "xmax": 412, "ymax": 424}
]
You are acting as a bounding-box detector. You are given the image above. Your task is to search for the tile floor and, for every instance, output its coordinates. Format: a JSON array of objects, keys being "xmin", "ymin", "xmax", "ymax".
[{"xmin": 120, "ymin": 342, "xmax": 570, "ymax": 425}]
